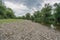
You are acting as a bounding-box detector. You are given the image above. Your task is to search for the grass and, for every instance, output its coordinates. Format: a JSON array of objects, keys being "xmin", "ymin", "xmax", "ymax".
[{"xmin": 0, "ymin": 19, "xmax": 23, "ymax": 24}]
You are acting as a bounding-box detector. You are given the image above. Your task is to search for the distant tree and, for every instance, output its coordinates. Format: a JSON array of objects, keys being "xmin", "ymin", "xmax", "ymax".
[
  {"xmin": 30, "ymin": 15, "xmax": 34, "ymax": 21},
  {"xmin": 33, "ymin": 11, "xmax": 41, "ymax": 22},
  {"xmin": 25, "ymin": 13, "xmax": 31, "ymax": 20},
  {"xmin": 21, "ymin": 16, "xmax": 26, "ymax": 19}
]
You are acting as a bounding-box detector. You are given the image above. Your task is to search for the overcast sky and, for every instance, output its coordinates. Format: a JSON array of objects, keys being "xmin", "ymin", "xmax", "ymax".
[{"xmin": 3, "ymin": 0, "xmax": 60, "ymax": 16}]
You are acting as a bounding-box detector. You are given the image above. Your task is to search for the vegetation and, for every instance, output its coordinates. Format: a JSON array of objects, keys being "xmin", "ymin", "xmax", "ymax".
[
  {"xmin": 0, "ymin": 0, "xmax": 16, "ymax": 19},
  {"xmin": 0, "ymin": 19, "xmax": 23, "ymax": 24},
  {"xmin": 22, "ymin": 3, "xmax": 60, "ymax": 30}
]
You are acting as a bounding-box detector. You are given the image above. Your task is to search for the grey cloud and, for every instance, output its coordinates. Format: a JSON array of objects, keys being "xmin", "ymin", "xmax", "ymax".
[
  {"xmin": 14, "ymin": 9, "xmax": 32, "ymax": 16},
  {"xmin": 22, "ymin": 0, "xmax": 43, "ymax": 8},
  {"xmin": 3, "ymin": 0, "xmax": 43, "ymax": 16},
  {"xmin": 3, "ymin": 0, "xmax": 43, "ymax": 8},
  {"xmin": 12, "ymin": 7, "xmax": 33, "ymax": 16}
]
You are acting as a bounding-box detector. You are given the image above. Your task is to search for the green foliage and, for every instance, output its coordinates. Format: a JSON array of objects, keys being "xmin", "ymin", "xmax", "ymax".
[
  {"xmin": 23, "ymin": 3, "xmax": 60, "ymax": 30},
  {"xmin": 33, "ymin": 11, "xmax": 41, "ymax": 23},
  {"xmin": 0, "ymin": 19, "xmax": 23, "ymax": 24},
  {"xmin": 54, "ymin": 3, "xmax": 60, "ymax": 25},
  {"xmin": 0, "ymin": 5, "xmax": 6, "ymax": 19},
  {"xmin": 0, "ymin": 0, "xmax": 16, "ymax": 19},
  {"xmin": 25, "ymin": 13, "xmax": 31, "ymax": 20},
  {"xmin": 6, "ymin": 8, "xmax": 16, "ymax": 18},
  {"xmin": 30, "ymin": 16, "xmax": 34, "ymax": 22},
  {"xmin": 21, "ymin": 16, "xmax": 26, "ymax": 19},
  {"xmin": 40, "ymin": 4, "xmax": 52, "ymax": 24},
  {"xmin": 29, "ymin": 4, "xmax": 52, "ymax": 24}
]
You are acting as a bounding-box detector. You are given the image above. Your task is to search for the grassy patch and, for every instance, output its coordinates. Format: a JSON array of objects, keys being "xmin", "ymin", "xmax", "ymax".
[{"xmin": 0, "ymin": 19, "xmax": 23, "ymax": 24}]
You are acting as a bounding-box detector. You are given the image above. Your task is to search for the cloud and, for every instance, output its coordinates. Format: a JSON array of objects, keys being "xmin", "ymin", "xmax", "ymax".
[
  {"xmin": 3, "ymin": 0, "xmax": 60, "ymax": 16},
  {"xmin": 4, "ymin": 0, "xmax": 43, "ymax": 16},
  {"xmin": 4, "ymin": 0, "xmax": 43, "ymax": 8},
  {"xmin": 4, "ymin": 1, "xmax": 30, "ymax": 16},
  {"xmin": 43, "ymin": 0, "xmax": 60, "ymax": 5},
  {"xmin": 41, "ymin": 0, "xmax": 60, "ymax": 7},
  {"xmin": 4, "ymin": 1, "xmax": 28, "ymax": 10}
]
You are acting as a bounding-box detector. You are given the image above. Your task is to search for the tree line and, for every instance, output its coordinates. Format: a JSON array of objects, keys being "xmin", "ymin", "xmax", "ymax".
[{"xmin": 21, "ymin": 3, "xmax": 60, "ymax": 29}]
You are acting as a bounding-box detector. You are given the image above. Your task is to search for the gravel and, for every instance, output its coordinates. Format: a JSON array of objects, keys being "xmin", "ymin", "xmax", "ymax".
[{"xmin": 0, "ymin": 20, "xmax": 60, "ymax": 40}]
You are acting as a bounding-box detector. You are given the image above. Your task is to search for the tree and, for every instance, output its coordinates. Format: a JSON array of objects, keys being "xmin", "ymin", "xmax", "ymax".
[
  {"xmin": 33, "ymin": 11, "xmax": 41, "ymax": 22},
  {"xmin": 22, "ymin": 16, "xmax": 26, "ymax": 19},
  {"xmin": 0, "ymin": 0, "xmax": 16, "ymax": 19},
  {"xmin": 25, "ymin": 13, "xmax": 31, "ymax": 20},
  {"xmin": 0, "ymin": 4, "xmax": 7, "ymax": 19},
  {"xmin": 30, "ymin": 15, "xmax": 34, "ymax": 22},
  {"xmin": 6, "ymin": 8, "xmax": 16, "ymax": 18},
  {"xmin": 54, "ymin": 3, "xmax": 60, "ymax": 25},
  {"xmin": 40, "ymin": 4, "xmax": 52, "ymax": 24}
]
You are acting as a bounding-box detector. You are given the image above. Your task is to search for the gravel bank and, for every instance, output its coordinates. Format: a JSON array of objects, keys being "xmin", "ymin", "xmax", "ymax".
[{"xmin": 0, "ymin": 20, "xmax": 60, "ymax": 40}]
